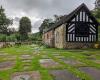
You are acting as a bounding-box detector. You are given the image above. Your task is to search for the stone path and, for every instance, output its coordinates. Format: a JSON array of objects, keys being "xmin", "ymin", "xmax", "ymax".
[
  {"xmin": 20, "ymin": 54, "xmax": 33, "ymax": 71},
  {"xmin": 60, "ymin": 58, "xmax": 84, "ymax": 66},
  {"xmin": 20, "ymin": 54, "xmax": 33, "ymax": 60},
  {"xmin": 11, "ymin": 71, "xmax": 41, "ymax": 80},
  {"xmin": 39, "ymin": 59, "xmax": 62, "ymax": 68},
  {"xmin": 0, "ymin": 61, "xmax": 15, "ymax": 70},
  {"xmin": 0, "ymin": 48, "xmax": 100, "ymax": 80},
  {"xmin": 49, "ymin": 70, "xmax": 80, "ymax": 80},
  {"xmin": 79, "ymin": 67, "xmax": 100, "ymax": 80}
]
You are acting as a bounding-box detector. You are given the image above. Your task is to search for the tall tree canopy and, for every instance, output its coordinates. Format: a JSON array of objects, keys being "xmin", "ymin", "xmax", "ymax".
[
  {"xmin": 39, "ymin": 19, "xmax": 54, "ymax": 33},
  {"xmin": 19, "ymin": 17, "xmax": 32, "ymax": 40},
  {"xmin": 0, "ymin": 6, "xmax": 12, "ymax": 34},
  {"xmin": 39, "ymin": 15, "xmax": 64, "ymax": 33}
]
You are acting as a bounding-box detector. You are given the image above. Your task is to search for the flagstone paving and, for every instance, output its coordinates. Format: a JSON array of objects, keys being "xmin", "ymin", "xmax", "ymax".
[
  {"xmin": 79, "ymin": 67, "xmax": 100, "ymax": 80},
  {"xmin": 39, "ymin": 59, "xmax": 62, "ymax": 68},
  {"xmin": 11, "ymin": 71, "xmax": 41, "ymax": 80},
  {"xmin": 49, "ymin": 70, "xmax": 80, "ymax": 80},
  {"xmin": 60, "ymin": 58, "xmax": 84, "ymax": 66},
  {"xmin": 0, "ymin": 61, "xmax": 15, "ymax": 70},
  {"xmin": 20, "ymin": 54, "xmax": 33, "ymax": 60},
  {"xmin": 0, "ymin": 45, "xmax": 100, "ymax": 80},
  {"xmin": 93, "ymin": 60, "xmax": 100, "ymax": 64}
]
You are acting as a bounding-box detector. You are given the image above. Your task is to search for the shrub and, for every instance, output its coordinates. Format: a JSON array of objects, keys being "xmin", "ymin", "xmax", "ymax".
[{"xmin": 0, "ymin": 34, "xmax": 6, "ymax": 42}]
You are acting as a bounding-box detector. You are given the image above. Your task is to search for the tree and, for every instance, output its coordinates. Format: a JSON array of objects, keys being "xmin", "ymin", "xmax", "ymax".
[
  {"xmin": 39, "ymin": 19, "xmax": 54, "ymax": 33},
  {"xmin": 19, "ymin": 17, "xmax": 32, "ymax": 41},
  {"xmin": 0, "ymin": 6, "xmax": 12, "ymax": 35}
]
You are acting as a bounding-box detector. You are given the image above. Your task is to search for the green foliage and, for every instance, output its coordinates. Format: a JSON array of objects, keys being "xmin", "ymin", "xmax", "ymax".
[
  {"xmin": 0, "ymin": 34, "xmax": 6, "ymax": 41},
  {"xmin": 19, "ymin": 17, "xmax": 32, "ymax": 41},
  {"xmin": 6, "ymin": 34, "xmax": 17, "ymax": 42},
  {"xmin": 29, "ymin": 32, "xmax": 42, "ymax": 41},
  {"xmin": 0, "ymin": 6, "xmax": 12, "ymax": 34},
  {"xmin": 94, "ymin": 8, "xmax": 100, "ymax": 19},
  {"xmin": 39, "ymin": 19, "xmax": 54, "ymax": 33},
  {"xmin": 0, "ymin": 33, "xmax": 21, "ymax": 42}
]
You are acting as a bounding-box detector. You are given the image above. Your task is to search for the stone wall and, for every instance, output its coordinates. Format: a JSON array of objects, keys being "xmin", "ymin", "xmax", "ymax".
[
  {"xmin": 42, "ymin": 30, "xmax": 54, "ymax": 47},
  {"xmin": 54, "ymin": 24, "xmax": 65, "ymax": 48},
  {"xmin": 64, "ymin": 42, "xmax": 95, "ymax": 49}
]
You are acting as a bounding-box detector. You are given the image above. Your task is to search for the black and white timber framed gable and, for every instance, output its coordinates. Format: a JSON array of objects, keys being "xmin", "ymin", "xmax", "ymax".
[
  {"xmin": 66, "ymin": 3, "xmax": 99, "ymax": 42},
  {"xmin": 43, "ymin": 3, "xmax": 99, "ymax": 43}
]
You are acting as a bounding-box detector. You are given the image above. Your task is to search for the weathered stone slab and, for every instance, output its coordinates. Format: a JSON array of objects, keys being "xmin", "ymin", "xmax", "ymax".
[
  {"xmin": 41, "ymin": 55, "xmax": 49, "ymax": 59},
  {"xmin": 79, "ymin": 67, "xmax": 100, "ymax": 80},
  {"xmin": 86, "ymin": 57, "xmax": 96, "ymax": 60},
  {"xmin": 61, "ymin": 58, "xmax": 84, "ymax": 66},
  {"xmin": 0, "ymin": 61, "xmax": 15, "ymax": 70},
  {"xmin": 4, "ymin": 55, "xmax": 17, "ymax": 61},
  {"xmin": 0, "ymin": 53, "xmax": 8, "ymax": 56},
  {"xmin": 54, "ymin": 55, "xmax": 65, "ymax": 59},
  {"xmin": 20, "ymin": 55, "xmax": 33, "ymax": 60},
  {"xmin": 21, "ymin": 60, "xmax": 32, "ymax": 63},
  {"xmin": 49, "ymin": 70, "xmax": 80, "ymax": 80},
  {"xmin": 39, "ymin": 59, "xmax": 61, "ymax": 68},
  {"xmin": 11, "ymin": 71, "xmax": 41, "ymax": 80},
  {"xmin": 93, "ymin": 60, "xmax": 100, "ymax": 64}
]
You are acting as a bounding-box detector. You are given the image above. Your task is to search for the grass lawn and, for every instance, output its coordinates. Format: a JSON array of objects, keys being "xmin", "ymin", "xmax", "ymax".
[{"xmin": 0, "ymin": 44, "xmax": 100, "ymax": 80}]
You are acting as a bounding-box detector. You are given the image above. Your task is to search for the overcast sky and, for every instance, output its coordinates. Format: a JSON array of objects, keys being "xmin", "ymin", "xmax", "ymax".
[{"xmin": 0, "ymin": 0, "xmax": 95, "ymax": 33}]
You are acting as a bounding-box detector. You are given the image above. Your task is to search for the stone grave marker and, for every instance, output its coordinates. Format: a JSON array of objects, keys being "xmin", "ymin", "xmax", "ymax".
[
  {"xmin": 39, "ymin": 59, "xmax": 62, "ymax": 68},
  {"xmin": 49, "ymin": 70, "xmax": 80, "ymax": 80},
  {"xmin": 11, "ymin": 71, "xmax": 41, "ymax": 80},
  {"xmin": 79, "ymin": 67, "xmax": 100, "ymax": 80},
  {"xmin": 60, "ymin": 58, "xmax": 84, "ymax": 66},
  {"xmin": 0, "ymin": 61, "xmax": 15, "ymax": 70},
  {"xmin": 20, "ymin": 55, "xmax": 33, "ymax": 60}
]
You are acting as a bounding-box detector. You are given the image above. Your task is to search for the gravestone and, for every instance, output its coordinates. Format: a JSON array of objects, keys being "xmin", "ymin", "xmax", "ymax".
[
  {"xmin": 49, "ymin": 70, "xmax": 80, "ymax": 80},
  {"xmin": 39, "ymin": 59, "xmax": 61, "ymax": 68},
  {"xmin": 11, "ymin": 71, "xmax": 41, "ymax": 80},
  {"xmin": 60, "ymin": 58, "xmax": 84, "ymax": 66},
  {"xmin": 93, "ymin": 60, "xmax": 100, "ymax": 64},
  {"xmin": 20, "ymin": 55, "xmax": 33, "ymax": 60},
  {"xmin": 0, "ymin": 61, "xmax": 15, "ymax": 70},
  {"xmin": 79, "ymin": 67, "xmax": 100, "ymax": 80}
]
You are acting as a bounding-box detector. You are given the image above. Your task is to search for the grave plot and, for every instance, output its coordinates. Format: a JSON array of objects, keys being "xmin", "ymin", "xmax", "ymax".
[
  {"xmin": 0, "ymin": 61, "xmax": 15, "ymax": 70},
  {"xmin": 49, "ymin": 70, "xmax": 80, "ymax": 80},
  {"xmin": 93, "ymin": 60, "xmax": 100, "ymax": 64},
  {"xmin": 52, "ymin": 54, "xmax": 65, "ymax": 59},
  {"xmin": 20, "ymin": 54, "xmax": 33, "ymax": 60},
  {"xmin": 54, "ymin": 55, "xmax": 65, "ymax": 59},
  {"xmin": 86, "ymin": 55, "xmax": 96, "ymax": 60},
  {"xmin": 39, "ymin": 59, "xmax": 62, "ymax": 68},
  {"xmin": 0, "ymin": 53, "xmax": 8, "ymax": 56},
  {"xmin": 11, "ymin": 71, "xmax": 41, "ymax": 80},
  {"xmin": 60, "ymin": 58, "xmax": 85, "ymax": 67},
  {"xmin": 41, "ymin": 55, "xmax": 50, "ymax": 59},
  {"xmin": 79, "ymin": 67, "xmax": 100, "ymax": 80},
  {"xmin": 4, "ymin": 55, "xmax": 17, "ymax": 61},
  {"xmin": 21, "ymin": 58, "xmax": 32, "ymax": 71}
]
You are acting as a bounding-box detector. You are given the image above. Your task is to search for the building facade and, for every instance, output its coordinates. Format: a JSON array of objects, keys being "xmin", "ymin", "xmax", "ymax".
[{"xmin": 43, "ymin": 3, "xmax": 99, "ymax": 49}]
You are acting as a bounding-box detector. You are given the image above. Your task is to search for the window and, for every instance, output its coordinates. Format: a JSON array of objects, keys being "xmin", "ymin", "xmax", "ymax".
[{"xmin": 75, "ymin": 22, "xmax": 89, "ymax": 37}]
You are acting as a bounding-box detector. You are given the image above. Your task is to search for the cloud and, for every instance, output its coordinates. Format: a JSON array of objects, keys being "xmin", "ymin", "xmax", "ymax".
[{"xmin": 0, "ymin": 0, "xmax": 95, "ymax": 33}]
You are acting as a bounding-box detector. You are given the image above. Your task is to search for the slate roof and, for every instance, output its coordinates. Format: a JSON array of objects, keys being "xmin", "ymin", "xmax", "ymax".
[{"xmin": 44, "ymin": 3, "xmax": 99, "ymax": 33}]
